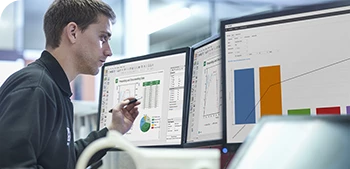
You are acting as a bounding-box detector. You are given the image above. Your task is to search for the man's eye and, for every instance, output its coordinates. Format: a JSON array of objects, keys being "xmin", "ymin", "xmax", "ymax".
[{"xmin": 101, "ymin": 36, "xmax": 109, "ymax": 42}]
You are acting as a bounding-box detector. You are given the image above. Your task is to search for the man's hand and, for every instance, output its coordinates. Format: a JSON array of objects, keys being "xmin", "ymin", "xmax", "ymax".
[{"xmin": 108, "ymin": 97, "xmax": 140, "ymax": 134}]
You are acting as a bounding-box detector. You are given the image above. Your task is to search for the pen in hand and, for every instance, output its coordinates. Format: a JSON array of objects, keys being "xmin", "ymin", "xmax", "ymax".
[{"xmin": 109, "ymin": 96, "xmax": 142, "ymax": 113}]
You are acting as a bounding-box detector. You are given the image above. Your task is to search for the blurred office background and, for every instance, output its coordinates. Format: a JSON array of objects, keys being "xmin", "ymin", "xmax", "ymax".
[
  {"xmin": 0, "ymin": 0, "xmax": 342, "ymax": 102},
  {"xmin": 0, "ymin": 0, "xmax": 339, "ymax": 137},
  {"xmin": 0, "ymin": 0, "xmax": 343, "ymax": 138},
  {"xmin": 0, "ymin": 0, "xmax": 344, "ymax": 137},
  {"xmin": 0, "ymin": 0, "xmax": 344, "ymax": 168}
]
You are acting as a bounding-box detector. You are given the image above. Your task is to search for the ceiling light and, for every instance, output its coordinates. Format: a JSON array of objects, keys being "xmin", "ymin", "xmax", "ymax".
[{"xmin": 147, "ymin": 7, "xmax": 192, "ymax": 34}]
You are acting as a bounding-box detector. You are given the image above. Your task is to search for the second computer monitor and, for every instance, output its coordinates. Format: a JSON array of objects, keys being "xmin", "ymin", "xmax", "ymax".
[
  {"xmin": 185, "ymin": 35, "xmax": 223, "ymax": 147},
  {"xmin": 98, "ymin": 47, "xmax": 190, "ymax": 147}
]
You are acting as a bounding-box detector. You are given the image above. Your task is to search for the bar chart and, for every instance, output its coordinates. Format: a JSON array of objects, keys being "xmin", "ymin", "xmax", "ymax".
[
  {"xmin": 223, "ymin": 3, "xmax": 350, "ymax": 144},
  {"xmin": 233, "ymin": 62, "xmax": 350, "ymax": 123}
]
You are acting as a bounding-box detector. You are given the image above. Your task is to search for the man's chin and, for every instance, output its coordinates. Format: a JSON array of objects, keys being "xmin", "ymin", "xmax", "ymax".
[
  {"xmin": 93, "ymin": 68, "xmax": 100, "ymax": 75},
  {"xmin": 81, "ymin": 68, "xmax": 100, "ymax": 76}
]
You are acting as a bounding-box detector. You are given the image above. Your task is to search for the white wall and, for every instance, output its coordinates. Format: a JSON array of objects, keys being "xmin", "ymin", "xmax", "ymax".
[
  {"xmin": 0, "ymin": 2, "xmax": 17, "ymax": 50},
  {"xmin": 0, "ymin": 59, "xmax": 24, "ymax": 86}
]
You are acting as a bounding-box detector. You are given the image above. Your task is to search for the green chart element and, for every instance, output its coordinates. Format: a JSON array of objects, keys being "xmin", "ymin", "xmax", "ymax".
[
  {"xmin": 140, "ymin": 115, "xmax": 151, "ymax": 132},
  {"xmin": 288, "ymin": 108, "xmax": 311, "ymax": 115},
  {"xmin": 143, "ymin": 80, "xmax": 160, "ymax": 86}
]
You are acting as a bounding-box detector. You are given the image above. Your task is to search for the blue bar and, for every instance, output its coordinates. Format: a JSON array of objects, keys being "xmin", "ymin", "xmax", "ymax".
[{"xmin": 234, "ymin": 68, "xmax": 256, "ymax": 124}]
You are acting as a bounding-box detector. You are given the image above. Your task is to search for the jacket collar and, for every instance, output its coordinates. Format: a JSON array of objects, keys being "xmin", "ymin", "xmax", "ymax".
[{"xmin": 37, "ymin": 50, "xmax": 72, "ymax": 97}]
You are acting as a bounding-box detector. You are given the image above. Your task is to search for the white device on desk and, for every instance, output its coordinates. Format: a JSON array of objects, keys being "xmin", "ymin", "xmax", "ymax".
[
  {"xmin": 227, "ymin": 115, "xmax": 350, "ymax": 169},
  {"xmin": 76, "ymin": 130, "xmax": 221, "ymax": 169}
]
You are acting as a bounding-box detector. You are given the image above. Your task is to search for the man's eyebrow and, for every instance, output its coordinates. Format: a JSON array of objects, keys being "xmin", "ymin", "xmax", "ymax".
[{"xmin": 101, "ymin": 31, "xmax": 112, "ymax": 37}]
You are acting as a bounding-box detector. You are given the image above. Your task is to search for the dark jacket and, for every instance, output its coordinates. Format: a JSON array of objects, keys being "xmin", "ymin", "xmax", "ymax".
[{"xmin": 0, "ymin": 51, "xmax": 108, "ymax": 169}]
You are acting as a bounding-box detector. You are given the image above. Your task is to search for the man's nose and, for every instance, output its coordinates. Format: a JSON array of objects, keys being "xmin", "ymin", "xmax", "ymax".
[{"xmin": 104, "ymin": 44, "xmax": 113, "ymax": 57}]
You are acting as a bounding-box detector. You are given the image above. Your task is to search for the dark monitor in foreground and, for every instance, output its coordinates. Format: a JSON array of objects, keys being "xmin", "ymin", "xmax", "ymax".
[
  {"xmin": 221, "ymin": 1, "xmax": 350, "ymax": 148},
  {"xmin": 228, "ymin": 115, "xmax": 350, "ymax": 169},
  {"xmin": 97, "ymin": 47, "xmax": 190, "ymax": 147},
  {"xmin": 185, "ymin": 35, "xmax": 223, "ymax": 148}
]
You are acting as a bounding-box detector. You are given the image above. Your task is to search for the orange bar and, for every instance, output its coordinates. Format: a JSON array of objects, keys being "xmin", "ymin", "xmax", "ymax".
[{"xmin": 259, "ymin": 65, "xmax": 282, "ymax": 116}]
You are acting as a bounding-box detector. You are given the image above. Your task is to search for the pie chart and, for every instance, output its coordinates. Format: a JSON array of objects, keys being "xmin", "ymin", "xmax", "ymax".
[{"xmin": 140, "ymin": 115, "xmax": 151, "ymax": 132}]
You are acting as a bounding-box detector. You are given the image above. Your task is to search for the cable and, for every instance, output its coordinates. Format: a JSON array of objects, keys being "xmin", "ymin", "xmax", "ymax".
[{"xmin": 222, "ymin": 152, "xmax": 235, "ymax": 169}]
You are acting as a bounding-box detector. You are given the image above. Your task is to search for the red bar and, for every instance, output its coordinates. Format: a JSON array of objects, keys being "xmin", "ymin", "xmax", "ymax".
[{"xmin": 316, "ymin": 106, "xmax": 340, "ymax": 115}]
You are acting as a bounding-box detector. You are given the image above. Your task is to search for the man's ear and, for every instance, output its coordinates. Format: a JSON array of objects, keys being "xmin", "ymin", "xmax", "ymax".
[{"xmin": 66, "ymin": 22, "xmax": 78, "ymax": 44}]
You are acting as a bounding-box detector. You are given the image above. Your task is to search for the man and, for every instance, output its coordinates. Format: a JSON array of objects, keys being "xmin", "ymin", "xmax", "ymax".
[{"xmin": 0, "ymin": 0, "xmax": 140, "ymax": 168}]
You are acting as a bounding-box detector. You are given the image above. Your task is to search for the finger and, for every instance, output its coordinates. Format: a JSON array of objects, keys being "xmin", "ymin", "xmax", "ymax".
[
  {"xmin": 116, "ymin": 99, "xmax": 130, "ymax": 111},
  {"xmin": 124, "ymin": 97, "xmax": 136, "ymax": 102},
  {"xmin": 122, "ymin": 107, "xmax": 137, "ymax": 122},
  {"xmin": 132, "ymin": 107, "xmax": 139, "ymax": 119},
  {"xmin": 124, "ymin": 101, "xmax": 141, "ymax": 111}
]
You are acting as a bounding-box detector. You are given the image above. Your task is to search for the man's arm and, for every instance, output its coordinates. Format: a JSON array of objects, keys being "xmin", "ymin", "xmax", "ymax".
[
  {"xmin": 74, "ymin": 128, "xmax": 109, "ymax": 166},
  {"xmin": 0, "ymin": 87, "xmax": 53, "ymax": 169},
  {"xmin": 74, "ymin": 98, "xmax": 140, "ymax": 165}
]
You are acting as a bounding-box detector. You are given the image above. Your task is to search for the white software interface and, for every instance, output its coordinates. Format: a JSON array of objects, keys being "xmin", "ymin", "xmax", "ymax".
[
  {"xmin": 187, "ymin": 39, "xmax": 222, "ymax": 143},
  {"xmin": 99, "ymin": 52, "xmax": 187, "ymax": 146},
  {"xmin": 224, "ymin": 6, "xmax": 350, "ymax": 143}
]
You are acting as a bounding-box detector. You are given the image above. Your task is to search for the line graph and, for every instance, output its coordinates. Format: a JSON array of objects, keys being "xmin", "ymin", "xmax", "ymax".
[
  {"xmin": 230, "ymin": 56, "xmax": 350, "ymax": 141},
  {"xmin": 245, "ymin": 56, "xmax": 350, "ymax": 122},
  {"xmin": 202, "ymin": 65, "xmax": 221, "ymax": 118},
  {"xmin": 115, "ymin": 83, "xmax": 139, "ymax": 103}
]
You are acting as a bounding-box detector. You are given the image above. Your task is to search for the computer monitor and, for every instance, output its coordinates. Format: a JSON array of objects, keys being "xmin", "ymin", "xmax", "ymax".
[
  {"xmin": 227, "ymin": 115, "xmax": 350, "ymax": 169},
  {"xmin": 220, "ymin": 1, "xmax": 350, "ymax": 149},
  {"xmin": 97, "ymin": 47, "xmax": 191, "ymax": 147},
  {"xmin": 185, "ymin": 35, "xmax": 223, "ymax": 148}
]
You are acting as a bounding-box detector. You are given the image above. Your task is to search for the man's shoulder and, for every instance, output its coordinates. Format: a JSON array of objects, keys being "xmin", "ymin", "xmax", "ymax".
[
  {"xmin": 1, "ymin": 62, "xmax": 56, "ymax": 93},
  {"xmin": 16, "ymin": 63, "xmax": 52, "ymax": 84}
]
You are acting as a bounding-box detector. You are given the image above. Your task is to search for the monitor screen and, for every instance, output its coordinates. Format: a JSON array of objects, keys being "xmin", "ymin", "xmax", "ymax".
[
  {"xmin": 221, "ymin": 1, "xmax": 350, "ymax": 145},
  {"xmin": 185, "ymin": 35, "xmax": 223, "ymax": 147},
  {"xmin": 98, "ymin": 47, "xmax": 190, "ymax": 147}
]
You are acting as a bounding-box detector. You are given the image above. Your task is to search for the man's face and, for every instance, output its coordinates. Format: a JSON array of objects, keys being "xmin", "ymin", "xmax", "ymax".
[{"xmin": 75, "ymin": 15, "xmax": 113, "ymax": 75}]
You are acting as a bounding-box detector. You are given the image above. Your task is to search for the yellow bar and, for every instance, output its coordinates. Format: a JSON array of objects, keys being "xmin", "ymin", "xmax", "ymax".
[{"xmin": 259, "ymin": 65, "xmax": 282, "ymax": 116}]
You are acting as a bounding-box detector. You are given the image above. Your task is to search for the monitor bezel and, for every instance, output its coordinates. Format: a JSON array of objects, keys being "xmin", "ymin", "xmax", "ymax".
[
  {"xmin": 220, "ymin": 0, "xmax": 350, "ymax": 151},
  {"xmin": 97, "ymin": 47, "xmax": 191, "ymax": 148},
  {"xmin": 183, "ymin": 35, "xmax": 225, "ymax": 148},
  {"xmin": 183, "ymin": 34, "xmax": 224, "ymax": 148}
]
